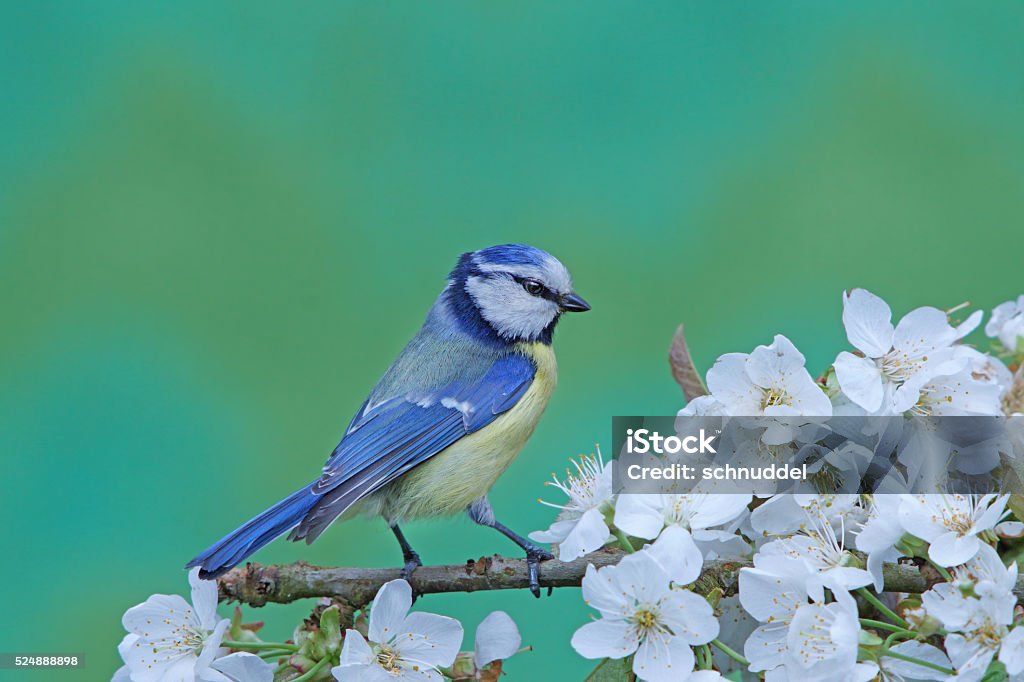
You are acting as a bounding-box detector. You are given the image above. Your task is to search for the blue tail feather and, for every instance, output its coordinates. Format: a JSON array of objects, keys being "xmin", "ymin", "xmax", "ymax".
[{"xmin": 186, "ymin": 483, "xmax": 319, "ymax": 579}]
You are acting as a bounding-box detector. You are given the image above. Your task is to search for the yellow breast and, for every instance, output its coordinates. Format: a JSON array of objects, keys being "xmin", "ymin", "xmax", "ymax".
[{"xmin": 367, "ymin": 342, "xmax": 557, "ymax": 522}]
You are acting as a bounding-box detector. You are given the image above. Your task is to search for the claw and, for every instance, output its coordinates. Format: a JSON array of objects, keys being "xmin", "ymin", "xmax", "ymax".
[
  {"xmin": 525, "ymin": 545, "xmax": 554, "ymax": 598},
  {"xmin": 400, "ymin": 553, "xmax": 423, "ymax": 602},
  {"xmin": 400, "ymin": 553, "xmax": 422, "ymax": 582}
]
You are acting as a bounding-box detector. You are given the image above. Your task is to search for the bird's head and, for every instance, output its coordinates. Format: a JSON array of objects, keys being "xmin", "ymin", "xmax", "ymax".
[{"xmin": 445, "ymin": 244, "xmax": 590, "ymax": 344}]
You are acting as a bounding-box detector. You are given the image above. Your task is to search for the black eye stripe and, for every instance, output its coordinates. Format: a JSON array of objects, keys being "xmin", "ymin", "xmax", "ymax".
[{"xmin": 511, "ymin": 275, "xmax": 559, "ymax": 302}]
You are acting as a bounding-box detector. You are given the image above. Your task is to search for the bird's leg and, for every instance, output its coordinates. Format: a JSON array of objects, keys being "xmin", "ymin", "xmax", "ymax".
[
  {"xmin": 389, "ymin": 523, "xmax": 422, "ymax": 581},
  {"xmin": 467, "ymin": 496, "xmax": 553, "ymax": 598}
]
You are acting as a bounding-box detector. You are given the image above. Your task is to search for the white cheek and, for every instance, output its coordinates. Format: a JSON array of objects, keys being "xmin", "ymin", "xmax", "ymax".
[{"xmin": 466, "ymin": 277, "xmax": 559, "ymax": 340}]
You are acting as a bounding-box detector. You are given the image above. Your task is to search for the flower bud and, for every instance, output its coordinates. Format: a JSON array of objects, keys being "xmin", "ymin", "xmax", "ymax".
[
  {"xmin": 447, "ymin": 652, "xmax": 477, "ymax": 680},
  {"xmin": 896, "ymin": 533, "xmax": 928, "ymax": 557},
  {"xmin": 318, "ymin": 605, "xmax": 343, "ymax": 653},
  {"xmin": 705, "ymin": 587, "xmax": 724, "ymax": 609}
]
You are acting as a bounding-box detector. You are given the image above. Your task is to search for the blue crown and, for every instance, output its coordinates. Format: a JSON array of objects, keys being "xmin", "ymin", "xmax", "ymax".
[{"xmin": 472, "ymin": 243, "xmax": 551, "ymax": 268}]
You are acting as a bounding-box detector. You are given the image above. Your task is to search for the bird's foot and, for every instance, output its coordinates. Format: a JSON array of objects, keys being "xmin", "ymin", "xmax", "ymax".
[
  {"xmin": 524, "ymin": 544, "xmax": 554, "ymax": 598},
  {"xmin": 400, "ymin": 552, "xmax": 422, "ymax": 582}
]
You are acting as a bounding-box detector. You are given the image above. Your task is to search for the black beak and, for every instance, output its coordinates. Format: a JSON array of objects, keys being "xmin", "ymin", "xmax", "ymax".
[{"xmin": 559, "ymin": 292, "xmax": 591, "ymax": 313}]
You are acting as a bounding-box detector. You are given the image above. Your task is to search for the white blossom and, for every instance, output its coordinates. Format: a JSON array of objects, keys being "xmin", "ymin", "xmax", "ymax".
[
  {"xmin": 963, "ymin": 349, "xmax": 1014, "ymax": 398},
  {"xmin": 833, "ymin": 288, "xmax": 981, "ymax": 415},
  {"xmin": 854, "ymin": 494, "xmax": 907, "ymax": 591},
  {"xmin": 614, "ymin": 493, "xmax": 752, "ymax": 545},
  {"xmin": 750, "ymin": 494, "xmax": 861, "ymax": 540},
  {"xmin": 739, "ymin": 565, "xmax": 808, "ymax": 673},
  {"xmin": 529, "ymin": 449, "xmax": 614, "ymax": 561},
  {"xmin": 754, "ymin": 511, "xmax": 873, "ymax": 603},
  {"xmin": 571, "ymin": 547, "xmax": 718, "ymax": 682},
  {"xmin": 907, "ymin": 352, "xmax": 1004, "ymax": 417},
  {"xmin": 914, "ymin": 546, "xmax": 1020, "ymax": 681},
  {"xmin": 640, "ymin": 524, "xmax": 706, "ymax": 584},
  {"xmin": 333, "ymin": 580, "xmax": 463, "ymax": 682},
  {"xmin": 897, "ymin": 494, "xmax": 1008, "ymax": 567},
  {"xmin": 681, "ymin": 335, "xmax": 832, "ymax": 417},
  {"xmin": 784, "ymin": 590, "xmax": 876, "ymax": 682},
  {"xmin": 986, "ymin": 295, "xmax": 1024, "ymax": 352},
  {"xmin": 116, "ymin": 568, "xmax": 273, "ymax": 682},
  {"xmin": 922, "ymin": 545, "xmax": 1017, "ymax": 631},
  {"xmin": 940, "ymin": 602, "xmax": 1019, "ymax": 682}
]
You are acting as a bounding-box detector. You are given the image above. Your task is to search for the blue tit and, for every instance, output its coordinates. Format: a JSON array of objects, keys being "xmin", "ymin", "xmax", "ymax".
[{"xmin": 187, "ymin": 244, "xmax": 590, "ymax": 595}]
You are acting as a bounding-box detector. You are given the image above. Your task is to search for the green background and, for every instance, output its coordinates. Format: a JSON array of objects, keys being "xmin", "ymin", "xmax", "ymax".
[{"xmin": 2, "ymin": 3, "xmax": 1022, "ymax": 680}]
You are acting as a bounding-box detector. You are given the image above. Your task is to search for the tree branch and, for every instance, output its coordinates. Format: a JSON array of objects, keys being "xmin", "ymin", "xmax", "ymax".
[{"xmin": 216, "ymin": 549, "xmax": 990, "ymax": 613}]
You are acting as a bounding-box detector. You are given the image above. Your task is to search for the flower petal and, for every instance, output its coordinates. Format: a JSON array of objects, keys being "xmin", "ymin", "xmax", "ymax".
[
  {"xmin": 332, "ymin": 661, "xmax": 399, "ymax": 682},
  {"xmin": 998, "ymin": 626, "xmax": 1024, "ymax": 675},
  {"xmin": 833, "ymin": 352, "xmax": 883, "ymax": 413},
  {"xmin": 207, "ymin": 652, "xmax": 274, "ymax": 682},
  {"xmin": 528, "ymin": 519, "xmax": 574, "ymax": 544},
  {"xmin": 779, "ymin": 372, "xmax": 832, "ymax": 416},
  {"xmin": 189, "ymin": 568, "xmax": 221, "ymax": 631},
  {"xmin": 921, "ymin": 583, "xmax": 973, "ymax": 631},
  {"xmin": 821, "ymin": 566, "xmax": 873, "ymax": 593},
  {"xmin": 842, "ymin": 289, "xmax": 894, "ymax": 357},
  {"xmin": 995, "ymin": 521, "xmax": 1024, "ymax": 538},
  {"xmin": 611, "ymin": 552, "xmax": 673, "ymax": 606},
  {"xmin": 690, "ymin": 672, "xmax": 724, "ymax": 682},
  {"xmin": 746, "ymin": 335, "xmax": 807, "ymax": 389},
  {"xmin": 581, "ymin": 563, "xmax": 630, "ymax": 617},
  {"xmin": 884, "ymin": 641, "xmax": 951, "ymax": 679},
  {"xmin": 892, "ymin": 306, "xmax": 957, "ymax": 359},
  {"xmin": 706, "ymin": 353, "xmax": 763, "ymax": 414},
  {"xmin": 368, "ymin": 579, "xmax": 413, "ymax": 644},
  {"xmin": 955, "ymin": 309, "xmax": 983, "ymax": 339},
  {"xmin": 397, "ymin": 612, "xmax": 464, "ymax": 669},
  {"xmin": 945, "ymin": 632, "xmax": 996, "ymax": 681},
  {"xmin": 613, "ymin": 494, "xmax": 666, "ymax": 540},
  {"xmin": 897, "ymin": 496, "xmax": 946, "ymax": 543},
  {"xmin": 473, "ymin": 611, "xmax": 521, "ymax": 668},
  {"xmin": 117, "ymin": 634, "xmax": 139, "ymax": 664},
  {"xmin": 738, "ymin": 568, "xmax": 806, "ymax": 622},
  {"xmin": 195, "ymin": 618, "xmax": 230, "ymax": 673},
  {"xmin": 557, "ymin": 508, "xmax": 612, "ymax": 561},
  {"xmin": 686, "ymin": 494, "xmax": 752, "ymax": 530},
  {"xmin": 121, "ymin": 637, "xmax": 195, "ymax": 682},
  {"xmin": 927, "ymin": 531, "xmax": 981, "ymax": 567},
  {"xmin": 339, "ymin": 630, "xmax": 376, "ymax": 667},
  {"xmin": 643, "ymin": 525, "xmax": 703, "ymax": 584},
  {"xmin": 744, "ymin": 623, "xmax": 788, "ymax": 672},
  {"xmin": 122, "ymin": 594, "xmax": 196, "ymax": 638},
  {"xmin": 571, "ymin": 618, "xmax": 637, "ymax": 660},
  {"xmin": 633, "ymin": 631, "xmax": 695, "ymax": 682},
  {"xmin": 658, "ymin": 590, "xmax": 719, "ymax": 645}
]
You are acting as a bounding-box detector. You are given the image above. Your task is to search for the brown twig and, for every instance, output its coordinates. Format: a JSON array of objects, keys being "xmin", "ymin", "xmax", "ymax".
[{"xmin": 217, "ymin": 550, "xmax": 991, "ymax": 615}]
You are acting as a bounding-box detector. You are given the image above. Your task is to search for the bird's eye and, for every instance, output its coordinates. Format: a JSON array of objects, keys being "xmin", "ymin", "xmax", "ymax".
[{"xmin": 521, "ymin": 279, "xmax": 545, "ymax": 296}]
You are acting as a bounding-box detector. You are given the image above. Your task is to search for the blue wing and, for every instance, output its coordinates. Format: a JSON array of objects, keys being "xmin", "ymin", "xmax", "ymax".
[{"xmin": 287, "ymin": 351, "xmax": 536, "ymax": 542}]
